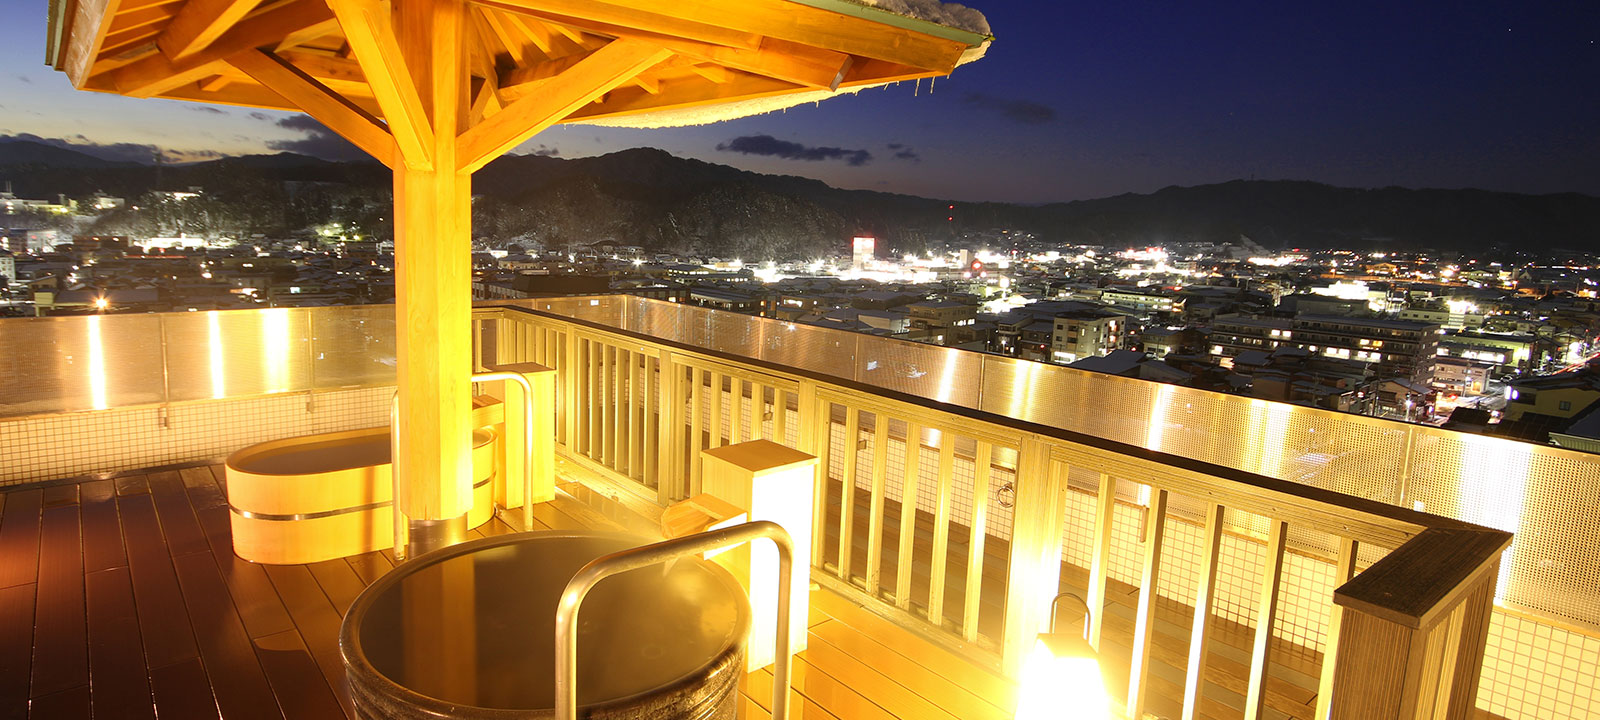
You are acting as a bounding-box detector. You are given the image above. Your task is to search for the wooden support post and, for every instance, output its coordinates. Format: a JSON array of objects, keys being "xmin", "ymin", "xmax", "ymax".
[
  {"xmin": 1000, "ymin": 437, "xmax": 1065, "ymax": 677},
  {"xmin": 391, "ymin": 0, "xmax": 471, "ymax": 556},
  {"xmin": 1328, "ymin": 527, "xmax": 1510, "ymax": 720}
]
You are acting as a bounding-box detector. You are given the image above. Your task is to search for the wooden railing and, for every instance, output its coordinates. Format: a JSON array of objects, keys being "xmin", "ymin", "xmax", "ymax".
[{"xmin": 477, "ymin": 302, "xmax": 1511, "ymax": 720}]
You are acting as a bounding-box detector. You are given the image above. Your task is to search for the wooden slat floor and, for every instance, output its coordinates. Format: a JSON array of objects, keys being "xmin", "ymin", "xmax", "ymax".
[
  {"xmin": 0, "ymin": 461, "xmax": 1508, "ymax": 720},
  {"xmin": 0, "ymin": 462, "xmax": 1021, "ymax": 720}
]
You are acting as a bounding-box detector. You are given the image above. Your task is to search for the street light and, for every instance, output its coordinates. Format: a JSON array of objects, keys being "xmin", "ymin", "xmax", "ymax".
[{"xmin": 93, "ymin": 296, "xmax": 109, "ymax": 312}]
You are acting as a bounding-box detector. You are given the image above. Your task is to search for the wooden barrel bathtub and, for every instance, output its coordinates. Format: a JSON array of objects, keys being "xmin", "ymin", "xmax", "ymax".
[
  {"xmin": 226, "ymin": 426, "xmax": 497, "ymax": 564},
  {"xmin": 340, "ymin": 532, "xmax": 749, "ymax": 719}
]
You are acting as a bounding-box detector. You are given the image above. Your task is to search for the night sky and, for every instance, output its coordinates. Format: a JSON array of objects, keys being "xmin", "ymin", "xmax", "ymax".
[{"xmin": 1, "ymin": 1, "xmax": 1596, "ymax": 203}]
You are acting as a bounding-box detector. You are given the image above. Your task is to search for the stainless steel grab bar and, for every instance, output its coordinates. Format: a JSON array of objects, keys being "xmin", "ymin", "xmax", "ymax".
[
  {"xmin": 390, "ymin": 370, "xmax": 539, "ymax": 560},
  {"xmin": 555, "ymin": 521, "xmax": 795, "ymax": 720}
]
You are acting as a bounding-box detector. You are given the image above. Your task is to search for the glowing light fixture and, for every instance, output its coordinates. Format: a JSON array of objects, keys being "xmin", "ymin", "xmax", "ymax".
[
  {"xmin": 1015, "ymin": 593, "xmax": 1110, "ymax": 720},
  {"xmin": 208, "ymin": 311, "xmax": 226, "ymax": 399},
  {"xmin": 93, "ymin": 296, "xmax": 109, "ymax": 311},
  {"xmin": 86, "ymin": 314, "xmax": 108, "ymax": 410}
]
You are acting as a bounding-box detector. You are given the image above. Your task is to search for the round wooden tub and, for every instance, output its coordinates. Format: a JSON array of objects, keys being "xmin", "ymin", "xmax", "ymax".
[{"xmin": 227, "ymin": 427, "xmax": 497, "ymax": 564}]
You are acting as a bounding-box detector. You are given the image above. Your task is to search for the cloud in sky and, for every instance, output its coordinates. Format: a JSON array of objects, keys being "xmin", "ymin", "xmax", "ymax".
[
  {"xmin": 519, "ymin": 144, "xmax": 560, "ymax": 157},
  {"xmin": 265, "ymin": 114, "xmax": 367, "ymax": 161},
  {"xmin": 186, "ymin": 106, "xmax": 227, "ymax": 115},
  {"xmin": 961, "ymin": 92, "xmax": 1057, "ymax": 125},
  {"xmin": 887, "ymin": 143, "xmax": 921, "ymax": 163},
  {"xmin": 716, "ymin": 134, "xmax": 872, "ymax": 166}
]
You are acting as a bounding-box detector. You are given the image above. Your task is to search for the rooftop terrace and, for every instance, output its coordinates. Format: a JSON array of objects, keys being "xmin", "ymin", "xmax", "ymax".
[{"xmin": 4, "ymin": 298, "xmax": 1589, "ymax": 719}]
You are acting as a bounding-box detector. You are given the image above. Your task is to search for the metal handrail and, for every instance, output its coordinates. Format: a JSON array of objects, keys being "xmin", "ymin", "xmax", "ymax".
[
  {"xmin": 471, "ymin": 370, "xmax": 539, "ymax": 535},
  {"xmin": 389, "ymin": 371, "xmax": 540, "ymax": 560},
  {"xmin": 555, "ymin": 521, "xmax": 795, "ymax": 720}
]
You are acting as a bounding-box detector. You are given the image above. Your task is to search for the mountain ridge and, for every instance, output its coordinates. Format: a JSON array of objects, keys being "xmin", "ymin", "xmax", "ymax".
[{"xmin": 3, "ymin": 138, "xmax": 1597, "ymax": 254}]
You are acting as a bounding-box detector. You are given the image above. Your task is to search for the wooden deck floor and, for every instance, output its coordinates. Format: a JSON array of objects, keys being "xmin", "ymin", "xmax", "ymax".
[{"xmin": 0, "ymin": 463, "xmax": 1019, "ymax": 720}]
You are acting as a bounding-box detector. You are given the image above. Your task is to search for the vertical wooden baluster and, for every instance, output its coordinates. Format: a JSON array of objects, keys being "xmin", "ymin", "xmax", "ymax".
[
  {"xmin": 836, "ymin": 408, "xmax": 860, "ymax": 577},
  {"xmin": 895, "ymin": 422, "xmax": 922, "ymax": 610},
  {"xmin": 654, "ymin": 354, "xmax": 676, "ymax": 504},
  {"xmin": 1127, "ymin": 487, "xmax": 1170, "ymax": 720},
  {"xmin": 613, "ymin": 347, "xmax": 627, "ymax": 472},
  {"xmin": 1087, "ymin": 472, "xmax": 1116, "ymax": 650},
  {"xmin": 708, "ymin": 371, "xmax": 724, "ymax": 451},
  {"xmin": 1315, "ymin": 538, "xmax": 1359, "ymax": 720},
  {"xmin": 594, "ymin": 341, "xmax": 606, "ymax": 462},
  {"xmin": 605, "ymin": 345, "xmax": 618, "ymax": 467},
  {"xmin": 1182, "ymin": 502, "xmax": 1227, "ymax": 720},
  {"xmin": 730, "ymin": 378, "xmax": 744, "ymax": 445},
  {"xmin": 561, "ymin": 332, "xmax": 576, "ymax": 448},
  {"xmin": 750, "ymin": 383, "xmax": 766, "ymax": 441},
  {"xmin": 962, "ymin": 441, "xmax": 993, "ymax": 643},
  {"xmin": 593, "ymin": 341, "xmax": 606, "ymax": 460},
  {"xmin": 1245, "ymin": 519, "xmax": 1290, "ymax": 720},
  {"xmin": 582, "ymin": 338, "xmax": 595, "ymax": 456},
  {"xmin": 774, "ymin": 388, "xmax": 788, "ymax": 445},
  {"xmin": 864, "ymin": 412, "xmax": 890, "ymax": 597},
  {"xmin": 634, "ymin": 353, "xmax": 647, "ymax": 482},
  {"xmin": 810, "ymin": 397, "xmax": 832, "ymax": 568},
  {"xmin": 689, "ymin": 367, "xmax": 703, "ymax": 497},
  {"xmin": 927, "ymin": 434, "xmax": 956, "ymax": 627}
]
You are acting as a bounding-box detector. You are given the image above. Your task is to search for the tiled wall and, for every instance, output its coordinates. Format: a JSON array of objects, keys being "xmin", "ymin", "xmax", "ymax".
[{"xmin": 0, "ymin": 386, "xmax": 393, "ymax": 486}]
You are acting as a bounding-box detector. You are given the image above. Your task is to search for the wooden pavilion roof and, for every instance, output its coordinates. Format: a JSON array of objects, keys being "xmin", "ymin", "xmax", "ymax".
[{"xmin": 47, "ymin": 0, "xmax": 989, "ymax": 146}]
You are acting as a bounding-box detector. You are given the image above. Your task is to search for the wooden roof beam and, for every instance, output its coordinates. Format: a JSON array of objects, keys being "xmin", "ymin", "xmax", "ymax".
[
  {"xmin": 475, "ymin": 7, "xmax": 526, "ymax": 64},
  {"xmin": 686, "ymin": 62, "xmax": 729, "ymax": 84},
  {"xmin": 457, "ymin": 38, "xmax": 671, "ymax": 173},
  {"xmin": 327, "ymin": 0, "xmax": 434, "ymax": 170},
  {"xmin": 158, "ymin": 0, "xmax": 264, "ymax": 61},
  {"xmin": 567, "ymin": 70, "xmax": 797, "ymax": 121},
  {"xmin": 59, "ymin": 0, "xmax": 126, "ymax": 86},
  {"xmin": 476, "ymin": 0, "xmax": 757, "ymax": 51},
  {"xmin": 481, "ymin": 5, "xmax": 850, "ymax": 91},
  {"xmin": 497, "ymin": 48, "xmax": 597, "ymax": 101},
  {"xmin": 556, "ymin": 0, "xmax": 967, "ymax": 71},
  {"xmin": 106, "ymin": 0, "xmax": 332, "ymax": 95},
  {"xmin": 654, "ymin": 36, "xmax": 851, "ymax": 90},
  {"xmin": 228, "ymin": 48, "xmax": 396, "ymax": 165}
]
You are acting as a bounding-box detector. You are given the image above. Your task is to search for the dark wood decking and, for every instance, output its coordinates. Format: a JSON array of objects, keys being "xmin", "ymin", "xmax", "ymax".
[{"xmin": 0, "ymin": 464, "xmax": 1022, "ymax": 720}]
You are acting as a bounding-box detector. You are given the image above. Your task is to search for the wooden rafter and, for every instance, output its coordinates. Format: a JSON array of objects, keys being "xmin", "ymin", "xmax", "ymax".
[
  {"xmin": 498, "ymin": 48, "xmax": 600, "ymax": 101},
  {"xmin": 105, "ymin": 4, "xmax": 181, "ymax": 38},
  {"xmin": 485, "ymin": 4, "xmax": 852, "ymax": 91},
  {"xmin": 456, "ymin": 38, "xmax": 672, "ymax": 172},
  {"xmin": 228, "ymin": 48, "xmax": 396, "ymax": 163},
  {"xmin": 477, "ymin": 0, "xmax": 757, "ymax": 51},
  {"xmin": 327, "ymin": 0, "xmax": 434, "ymax": 169},
  {"xmin": 529, "ymin": 0, "xmax": 965, "ymax": 70},
  {"xmin": 157, "ymin": 0, "xmax": 263, "ymax": 61},
  {"xmin": 505, "ymin": 13, "xmax": 560, "ymax": 55},
  {"xmin": 106, "ymin": 0, "xmax": 332, "ymax": 95},
  {"xmin": 475, "ymin": 7, "xmax": 526, "ymax": 64}
]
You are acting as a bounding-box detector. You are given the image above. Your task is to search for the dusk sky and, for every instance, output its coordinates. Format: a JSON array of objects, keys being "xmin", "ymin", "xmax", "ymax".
[{"xmin": 2, "ymin": 0, "xmax": 1596, "ymax": 204}]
